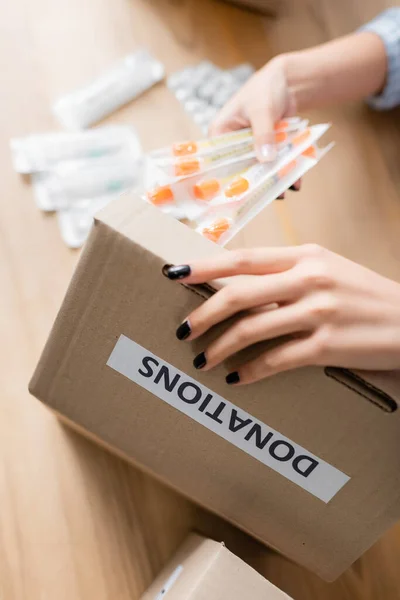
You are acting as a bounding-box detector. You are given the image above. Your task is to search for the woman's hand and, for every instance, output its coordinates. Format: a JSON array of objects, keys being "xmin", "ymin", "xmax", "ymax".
[
  {"xmin": 165, "ymin": 245, "xmax": 400, "ymax": 385},
  {"xmin": 210, "ymin": 56, "xmax": 295, "ymax": 162},
  {"xmin": 210, "ymin": 32, "xmax": 387, "ymax": 163}
]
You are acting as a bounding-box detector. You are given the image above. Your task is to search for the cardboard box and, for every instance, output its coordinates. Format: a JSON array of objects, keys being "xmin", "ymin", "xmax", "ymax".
[
  {"xmin": 29, "ymin": 191, "xmax": 400, "ymax": 581},
  {"xmin": 140, "ymin": 533, "xmax": 292, "ymax": 600}
]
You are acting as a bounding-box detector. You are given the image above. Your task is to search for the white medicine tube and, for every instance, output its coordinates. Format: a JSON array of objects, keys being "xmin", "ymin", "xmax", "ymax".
[
  {"xmin": 10, "ymin": 126, "xmax": 141, "ymax": 174},
  {"xmin": 32, "ymin": 158, "xmax": 139, "ymax": 211},
  {"xmin": 53, "ymin": 49, "xmax": 165, "ymax": 129}
]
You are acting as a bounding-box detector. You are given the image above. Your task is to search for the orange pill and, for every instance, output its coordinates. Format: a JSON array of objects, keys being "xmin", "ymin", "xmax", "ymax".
[
  {"xmin": 302, "ymin": 145, "xmax": 317, "ymax": 159},
  {"xmin": 172, "ymin": 141, "xmax": 198, "ymax": 156},
  {"xmin": 202, "ymin": 218, "xmax": 231, "ymax": 243},
  {"xmin": 175, "ymin": 158, "xmax": 201, "ymax": 177},
  {"xmin": 224, "ymin": 176, "xmax": 250, "ymax": 198},
  {"xmin": 274, "ymin": 120, "xmax": 289, "ymax": 130},
  {"xmin": 194, "ymin": 178, "xmax": 221, "ymax": 201},
  {"xmin": 147, "ymin": 185, "xmax": 174, "ymax": 205},
  {"xmin": 292, "ymin": 129, "xmax": 310, "ymax": 147},
  {"xmin": 278, "ymin": 159, "xmax": 297, "ymax": 178},
  {"xmin": 274, "ymin": 131, "xmax": 288, "ymax": 144}
]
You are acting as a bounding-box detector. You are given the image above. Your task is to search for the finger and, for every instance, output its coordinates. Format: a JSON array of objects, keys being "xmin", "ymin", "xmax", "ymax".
[
  {"xmin": 209, "ymin": 95, "xmax": 247, "ymax": 136},
  {"xmin": 165, "ymin": 247, "xmax": 301, "ymax": 284},
  {"xmin": 247, "ymin": 103, "xmax": 279, "ymax": 163},
  {"xmin": 198, "ymin": 304, "xmax": 311, "ymax": 371},
  {"xmin": 289, "ymin": 179, "xmax": 302, "ymax": 192},
  {"xmin": 186, "ymin": 271, "xmax": 303, "ymax": 341},
  {"xmin": 209, "ymin": 113, "xmax": 249, "ymax": 137},
  {"xmin": 227, "ymin": 336, "xmax": 317, "ymax": 385}
]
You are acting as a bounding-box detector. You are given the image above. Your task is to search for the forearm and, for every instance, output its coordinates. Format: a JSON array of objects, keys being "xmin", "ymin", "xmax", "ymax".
[{"xmin": 282, "ymin": 32, "xmax": 388, "ymax": 111}]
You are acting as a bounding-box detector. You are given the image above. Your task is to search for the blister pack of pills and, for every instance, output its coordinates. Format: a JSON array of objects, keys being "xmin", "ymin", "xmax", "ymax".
[
  {"xmin": 146, "ymin": 155, "xmax": 257, "ymax": 221},
  {"xmin": 53, "ymin": 49, "xmax": 165, "ymax": 129},
  {"xmin": 144, "ymin": 119, "xmax": 334, "ymax": 245},
  {"xmin": 195, "ymin": 143, "xmax": 333, "ymax": 245},
  {"xmin": 167, "ymin": 61, "xmax": 255, "ymax": 133},
  {"xmin": 145, "ymin": 118, "xmax": 308, "ymax": 218}
]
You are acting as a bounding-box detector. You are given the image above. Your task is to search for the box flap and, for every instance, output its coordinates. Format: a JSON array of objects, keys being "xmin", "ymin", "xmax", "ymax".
[
  {"xmin": 139, "ymin": 535, "xmax": 223, "ymax": 600},
  {"xmin": 97, "ymin": 191, "xmax": 225, "ymax": 267},
  {"xmin": 140, "ymin": 534, "xmax": 292, "ymax": 599}
]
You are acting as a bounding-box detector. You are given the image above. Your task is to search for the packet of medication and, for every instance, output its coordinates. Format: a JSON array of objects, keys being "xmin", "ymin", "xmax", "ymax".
[
  {"xmin": 146, "ymin": 155, "xmax": 257, "ymax": 221},
  {"xmin": 168, "ymin": 61, "xmax": 222, "ymax": 96},
  {"xmin": 229, "ymin": 63, "xmax": 255, "ymax": 82},
  {"xmin": 155, "ymin": 140, "xmax": 255, "ymax": 178},
  {"xmin": 150, "ymin": 128, "xmax": 252, "ymax": 160},
  {"xmin": 150, "ymin": 117, "xmax": 304, "ymax": 161},
  {"xmin": 196, "ymin": 142, "xmax": 334, "ymax": 245},
  {"xmin": 197, "ymin": 71, "xmax": 239, "ymax": 104},
  {"xmin": 32, "ymin": 155, "xmax": 140, "ymax": 211},
  {"xmin": 206, "ymin": 124, "xmax": 330, "ymax": 210},
  {"xmin": 194, "ymin": 159, "xmax": 299, "ymax": 243},
  {"xmin": 151, "ymin": 126, "xmax": 304, "ymax": 179},
  {"xmin": 53, "ymin": 48, "xmax": 165, "ymax": 129},
  {"xmin": 167, "ymin": 60, "xmax": 255, "ymax": 133},
  {"xmin": 143, "ymin": 119, "xmax": 333, "ymax": 245},
  {"xmin": 145, "ymin": 120, "xmax": 317, "ymax": 220},
  {"xmin": 10, "ymin": 126, "xmax": 141, "ymax": 174}
]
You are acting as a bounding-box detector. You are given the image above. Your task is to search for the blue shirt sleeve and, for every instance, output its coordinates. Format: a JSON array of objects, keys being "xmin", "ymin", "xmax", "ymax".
[{"xmin": 359, "ymin": 8, "xmax": 400, "ymax": 110}]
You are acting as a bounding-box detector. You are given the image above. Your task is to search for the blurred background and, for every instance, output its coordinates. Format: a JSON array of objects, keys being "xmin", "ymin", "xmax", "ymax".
[{"xmin": 1, "ymin": 0, "xmax": 400, "ymax": 598}]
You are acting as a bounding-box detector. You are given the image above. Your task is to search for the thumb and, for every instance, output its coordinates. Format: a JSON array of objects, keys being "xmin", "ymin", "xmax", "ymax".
[
  {"xmin": 209, "ymin": 112, "xmax": 248, "ymax": 137},
  {"xmin": 209, "ymin": 96, "xmax": 247, "ymax": 137},
  {"xmin": 248, "ymin": 105, "xmax": 279, "ymax": 163}
]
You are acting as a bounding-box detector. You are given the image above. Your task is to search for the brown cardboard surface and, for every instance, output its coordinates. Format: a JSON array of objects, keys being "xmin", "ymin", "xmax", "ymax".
[
  {"xmin": 140, "ymin": 534, "xmax": 292, "ymax": 600},
  {"xmin": 30, "ymin": 191, "xmax": 400, "ymax": 581}
]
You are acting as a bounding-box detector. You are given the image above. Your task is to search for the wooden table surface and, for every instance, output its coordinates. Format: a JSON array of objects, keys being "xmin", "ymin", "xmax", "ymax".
[{"xmin": 1, "ymin": 0, "xmax": 400, "ymax": 598}]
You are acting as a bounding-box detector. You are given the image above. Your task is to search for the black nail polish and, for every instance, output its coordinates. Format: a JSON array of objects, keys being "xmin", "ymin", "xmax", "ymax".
[
  {"xmin": 193, "ymin": 352, "xmax": 207, "ymax": 370},
  {"xmin": 162, "ymin": 264, "xmax": 173, "ymax": 277},
  {"xmin": 289, "ymin": 185, "xmax": 299, "ymax": 192},
  {"xmin": 226, "ymin": 371, "xmax": 240, "ymax": 385},
  {"xmin": 164, "ymin": 265, "xmax": 191, "ymax": 280},
  {"xmin": 176, "ymin": 321, "xmax": 191, "ymax": 340}
]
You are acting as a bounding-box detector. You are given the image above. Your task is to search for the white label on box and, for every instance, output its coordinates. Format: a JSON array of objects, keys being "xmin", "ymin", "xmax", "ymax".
[{"xmin": 107, "ymin": 335, "xmax": 350, "ymax": 502}]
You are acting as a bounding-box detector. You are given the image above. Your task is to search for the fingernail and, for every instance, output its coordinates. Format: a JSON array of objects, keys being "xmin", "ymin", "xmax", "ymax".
[
  {"xmin": 176, "ymin": 320, "xmax": 191, "ymax": 340},
  {"xmin": 164, "ymin": 265, "xmax": 191, "ymax": 280},
  {"xmin": 259, "ymin": 144, "xmax": 276, "ymax": 162},
  {"xmin": 290, "ymin": 179, "xmax": 301, "ymax": 192},
  {"xmin": 193, "ymin": 352, "xmax": 207, "ymax": 370},
  {"xmin": 226, "ymin": 371, "xmax": 240, "ymax": 385}
]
